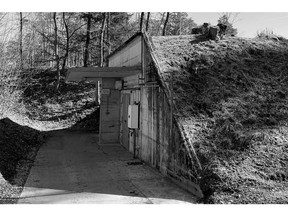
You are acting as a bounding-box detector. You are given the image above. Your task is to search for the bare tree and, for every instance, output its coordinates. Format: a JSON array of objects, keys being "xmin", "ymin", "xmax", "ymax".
[
  {"xmin": 61, "ymin": 13, "xmax": 86, "ymax": 71},
  {"xmin": 19, "ymin": 12, "xmax": 23, "ymax": 70},
  {"xmin": 62, "ymin": 12, "xmax": 69, "ymax": 72},
  {"xmin": 178, "ymin": 12, "xmax": 182, "ymax": 35},
  {"xmin": 53, "ymin": 12, "xmax": 60, "ymax": 91},
  {"xmin": 156, "ymin": 12, "xmax": 165, "ymax": 36},
  {"xmin": 84, "ymin": 13, "xmax": 92, "ymax": 67},
  {"xmin": 162, "ymin": 12, "xmax": 170, "ymax": 36},
  {"xmin": 218, "ymin": 12, "xmax": 239, "ymax": 36},
  {"xmin": 139, "ymin": 12, "xmax": 144, "ymax": 32},
  {"xmin": 106, "ymin": 12, "xmax": 111, "ymax": 55},
  {"xmin": 100, "ymin": 12, "xmax": 107, "ymax": 67},
  {"xmin": 0, "ymin": 13, "xmax": 24, "ymax": 118},
  {"xmin": 220, "ymin": 12, "xmax": 240, "ymax": 25},
  {"xmin": 146, "ymin": 12, "xmax": 150, "ymax": 32}
]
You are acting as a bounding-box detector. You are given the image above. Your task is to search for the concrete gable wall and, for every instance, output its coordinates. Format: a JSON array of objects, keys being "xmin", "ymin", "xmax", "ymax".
[{"xmin": 109, "ymin": 36, "xmax": 142, "ymax": 67}]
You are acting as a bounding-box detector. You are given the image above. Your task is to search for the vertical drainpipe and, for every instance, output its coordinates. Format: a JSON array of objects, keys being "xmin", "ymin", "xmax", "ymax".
[
  {"xmin": 95, "ymin": 81, "xmax": 99, "ymax": 106},
  {"xmin": 139, "ymin": 33, "xmax": 145, "ymax": 159},
  {"xmin": 99, "ymin": 79, "xmax": 102, "ymax": 145},
  {"xmin": 151, "ymin": 84, "xmax": 154, "ymax": 166},
  {"xmin": 170, "ymin": 72, "xmax": 174, "ymax": 172}
]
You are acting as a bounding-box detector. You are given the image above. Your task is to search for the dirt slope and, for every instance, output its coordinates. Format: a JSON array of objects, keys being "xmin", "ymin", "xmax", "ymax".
[
  {"xmin": 152, "ymin": 34, "xmax": 288, "ymax": 203},
  {"xmin": 22, "ymin": 69, "xmax": 99, "ymax": 131},
  {"xmin": 0, "ymin": 118, "xmax": 41, "ymax": 203},
  {"xmin": 0, "ymin": 69, "xmax": 99, "ymax": 203}
]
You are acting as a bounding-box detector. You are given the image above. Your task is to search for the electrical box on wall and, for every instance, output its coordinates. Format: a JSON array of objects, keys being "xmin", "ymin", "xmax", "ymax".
[{"xmin": 128, "ymin": 105, "xmax": 139, "ymax": 129}]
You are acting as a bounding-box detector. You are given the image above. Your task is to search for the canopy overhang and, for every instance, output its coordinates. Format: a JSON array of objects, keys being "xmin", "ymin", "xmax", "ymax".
[{"xmin": 66, "ymin": 66, "xmax": 141, "ymax": 82}]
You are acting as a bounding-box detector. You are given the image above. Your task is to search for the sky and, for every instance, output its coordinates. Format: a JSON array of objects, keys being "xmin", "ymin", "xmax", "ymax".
[
  {"xmin": 1, "ymin": 2, "xmax": 287, "ymax": 216},
  {"xmin": 1, "ymin": 1, "xmax": 288, "ymax": 40},
  {"xmin": 188, "ymin": 12, "xmax": 288, "ymax": 38}
]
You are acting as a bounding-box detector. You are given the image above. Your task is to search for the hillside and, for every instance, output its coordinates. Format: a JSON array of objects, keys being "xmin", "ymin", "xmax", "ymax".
[
  {"xmin": 21, "ymin": 69, "xmax": 99, "ymax": 131},
  {"xmin": 1, "ymin": 33, "xmax": 288, "ymax": 204},
  {"xmin": 0, "ymin": 118, "xmax": 41, "ymax": 203},
  {"xmin": 0, "ymin": 69, "xmax": 99, "ymax": 203},
  {"xmin": 152, "ymin": 34, "xmax": 288, "ymax": 203}
]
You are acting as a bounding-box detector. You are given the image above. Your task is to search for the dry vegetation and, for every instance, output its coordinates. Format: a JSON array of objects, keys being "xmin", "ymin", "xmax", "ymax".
[
  {"xmin": 22, "ymin": 69, "xmax": 99, "ymax": 131},
  {"xmin": 152, "ymin": 34, "xmax": 288, "ymax": 203},
  {"xmin": 0, "ymin": 69, "xmax": 99, "ymax": 203},
  {"xmin": 1, "ymin": 31, "xmax": 288, "ymax": 204}
]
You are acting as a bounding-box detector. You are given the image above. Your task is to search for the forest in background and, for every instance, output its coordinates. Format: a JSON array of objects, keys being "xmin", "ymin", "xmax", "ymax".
[
  {"xmin": 0, "ymin": 12, "xmax": 237, "ymax": 118},
  {"xmin": 0, "ymin": 12, "xmax": 238, "ymax": 72},
  {"xmin": 0, "ymin": 12, "xmax": 200, "ymax": 72},
  {"xmin": 1, "ymin": 12, "xmax": 288, "ymax": 204}
]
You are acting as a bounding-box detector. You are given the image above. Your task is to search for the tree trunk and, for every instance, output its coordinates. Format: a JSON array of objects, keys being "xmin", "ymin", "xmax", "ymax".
[
  {"xmin": 84, "ymin": 13, "xmax": 91, "ymax": 67},
  {"xmin": 162, "ymin": 12, "xmax": 170, "ymax": 36},
  {"xmin": 53, "ymin": 12, "xmax": 60, "ymax": 91},
  {"xmin": 99, "ymin": 12, "xmax": 107, "ymax": 67},
  {"xmin": 139, "ymin": 12, "xmax": 144, "ymax": 32},
  {"xmin": 19, "ymin": 12, "xmax": 23, "ymax": 70},
  {"xmin": 146, "ymin": 12, "xmax": 150, "ymax": 32},
  {"xmin": 178, "ymin": 12, "xmax": 182, "ymax": 35},
  {"xmin": 42, "ymin": 31, "xmax": 46, "ymax": 61},
  {"xmin": 78, "ymin": 50, "xmax": 80, "ymax": 66},
  {"xmin": 31, "ymin": 28, "xmax": 35, "ymax": 68},
  {"xmin": 106, "ymin": 12, "xmax": 111, "ymax": 55},
  {"xmin": 156, "ymin": 12, "xmax": 165, "ymax": 36},
  {"xmin": 62, "ymin": 12, "xmax": 69, "ymax": 72},
  {"xmin": 49, "ymin": 14, "xmax": 53, "ymax": 68}
]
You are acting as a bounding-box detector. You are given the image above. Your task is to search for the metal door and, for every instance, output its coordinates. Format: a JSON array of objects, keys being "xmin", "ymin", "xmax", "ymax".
[{"xmin": 121, "ymin": 94, "xmax": 130, "ymax": 150}]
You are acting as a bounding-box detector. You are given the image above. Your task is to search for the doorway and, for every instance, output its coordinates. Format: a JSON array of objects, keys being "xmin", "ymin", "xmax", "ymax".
[{"xmin": 121, "ymin": 94, "xmax": 130, "ymax": 150}]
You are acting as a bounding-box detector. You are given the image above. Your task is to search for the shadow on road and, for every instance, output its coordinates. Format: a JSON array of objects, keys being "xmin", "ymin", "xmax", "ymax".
[{"xmin": 18, "ymin": 130, "xmax": 197, "ymax": 204}]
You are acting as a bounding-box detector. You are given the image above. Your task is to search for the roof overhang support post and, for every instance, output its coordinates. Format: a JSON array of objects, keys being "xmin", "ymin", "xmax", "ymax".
[{"xmin": 85, "ymin": 78, "xmax": 102, "ymax": 106}]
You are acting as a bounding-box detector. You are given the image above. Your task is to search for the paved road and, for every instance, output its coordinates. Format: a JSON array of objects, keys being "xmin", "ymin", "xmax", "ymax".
[{"xmin": 18, "ymin": 131, "xmax": 197, "ymax": 204}]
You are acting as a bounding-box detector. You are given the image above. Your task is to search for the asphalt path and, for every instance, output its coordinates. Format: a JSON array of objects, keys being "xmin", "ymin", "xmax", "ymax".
[{"xmin": 18, "ymin": 131, "xmax": 197, "ymax": 204}]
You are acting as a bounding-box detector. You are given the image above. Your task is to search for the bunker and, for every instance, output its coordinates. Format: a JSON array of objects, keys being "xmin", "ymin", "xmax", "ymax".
[{"xmin": 66, "ymin": 32, "xmax": 203, "ymax": 198}]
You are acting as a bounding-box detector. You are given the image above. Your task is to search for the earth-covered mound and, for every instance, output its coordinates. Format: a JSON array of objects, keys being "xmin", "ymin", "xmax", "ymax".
[{"xmin": 152, "ymin": 34, "xmax": 288, "ymax": 203}]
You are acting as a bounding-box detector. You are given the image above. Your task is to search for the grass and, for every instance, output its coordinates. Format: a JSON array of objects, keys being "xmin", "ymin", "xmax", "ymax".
[
  {"xmin": 0, "ymin": 68, "xmax": 99, "ymax": 203},
  {"xmin": 1, "ymin": 34, "xmax": 288, "ymax": 204},
  {"xmin": 21, "ymin": 69, "xmax": 99, "ymax": 131},
  {"xmin": 152, "ymin": 35, "xmax": 288, "ymax": 203}
]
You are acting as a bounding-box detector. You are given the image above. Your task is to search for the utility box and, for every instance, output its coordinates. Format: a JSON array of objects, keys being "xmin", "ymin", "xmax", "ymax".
[{"xmin": 128, "ymin": 105, "xmax": 139, "ymax": 128}]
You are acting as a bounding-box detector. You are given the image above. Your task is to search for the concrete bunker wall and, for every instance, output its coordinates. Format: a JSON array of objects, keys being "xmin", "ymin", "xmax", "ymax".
[
  {"xmin": 106, "ymin": 34, "xmax": 203, "ymax": 197},
  {"xmin": 134, "ymin": 40, "xmax": 202, "ymax": 197}
]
